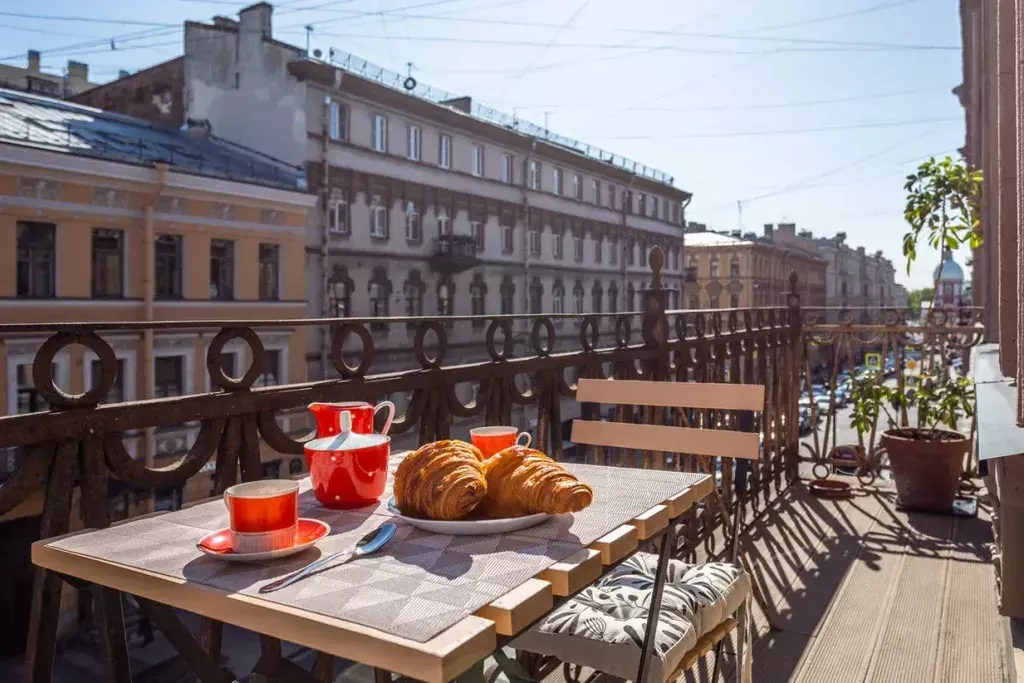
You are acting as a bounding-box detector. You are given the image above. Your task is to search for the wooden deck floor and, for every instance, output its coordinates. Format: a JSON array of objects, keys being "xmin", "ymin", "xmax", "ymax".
[{"xmin": 680, "ymin": 481, "xmax": 1011, "ymax": 683}]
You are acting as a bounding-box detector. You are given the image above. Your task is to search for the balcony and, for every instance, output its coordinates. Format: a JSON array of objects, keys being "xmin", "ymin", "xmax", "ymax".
[
  {"xmin": 428, "ymin": 234, "xmax": 480, "ymax": 273},
  {"xmin": 0, "ymin": 269, "xmax": 1006, "ymax": 683}
]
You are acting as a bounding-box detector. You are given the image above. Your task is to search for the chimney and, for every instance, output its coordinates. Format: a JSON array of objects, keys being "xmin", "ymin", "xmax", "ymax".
[
  {"xmin": 857, "ymin": 246, "xmax": 865, "ymax": 256},
  {"xmin": 118, "ymin": 70, "xmax": 130, "ymax": 79},
  {"xmin": 27, "ymin": 50, "xmax": 40, "ymax": 73},
  {"xmin": 778, "ymin": 222, "xmax": 796, "ymax": 236},
  {"xmin": 763, "ymin": 223, "xmax": 774, "ymax": 238},
  {"xmin": 441, "ymin": 96, "xmax": 472, "ymax": 114},
  {"xmin": 239, "ymin": 3, "xmax": 272, "ymax": 60},
  {"xmin": 213, "ymin": 15, "xmax": 239, "ymax": 28},
  {"xmin": 731, "ymin": 230, "xmax": 742, "ymax": 238},
  {"xmin": 66, "ymin": 60, "xmax": 88, "ymax": 82},
  {"xmin": 185, "ymin": 117, "xmax": 212, "ymax": 139}
]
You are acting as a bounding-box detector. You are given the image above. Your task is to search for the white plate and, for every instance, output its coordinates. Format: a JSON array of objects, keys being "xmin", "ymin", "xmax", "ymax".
[
  {"xmin": 385, "ymin": 497, "xmax": 551, "ymax": 535},
  {"xmin": 196, "ymin": 519, "xmax": 330, "ymax": 563}
]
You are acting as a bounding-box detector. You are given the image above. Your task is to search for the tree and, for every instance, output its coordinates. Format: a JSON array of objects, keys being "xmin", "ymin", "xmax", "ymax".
[
  {"xmin": 906, "ymin": 287, "xmax": 934, "ymax": 313},
  {"xmin": 903, "ymin": 156, "xmax": 982, "ymax": 281}
]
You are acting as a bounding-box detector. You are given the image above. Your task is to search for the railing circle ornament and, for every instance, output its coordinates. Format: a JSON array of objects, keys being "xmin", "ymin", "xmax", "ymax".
[
  {"xmin": 207, "ymin": 327, "xmax": 265, "ymax": 390},
  {"xmin": 614, "ymin": 315, "xmax": 631, "ymax": 348},
  {"xmin": 579, "ymin": 315, "xmax": 600, "ymax": 352},
  {"xmin": 414, "ymin": 320, "xmax": 448, "ymax": 369},
  {"xmin": 531, "ymin": 317, "xmax": 556, "ymax": 357},
  {"xmin": 34, "ymin": 330, "xmax": 117, "ymax": 407},
  {"xmin": 485, "ymin": 319, "xmax": 514, "ymax": 361},
  {"xmin": 331, "ymin": 323, "xmax": 374, "ymax": 378}
]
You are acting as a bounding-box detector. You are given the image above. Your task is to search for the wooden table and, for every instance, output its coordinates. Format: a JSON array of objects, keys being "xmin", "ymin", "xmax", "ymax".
[{"xmin": 32, "ymin": 454, "xmax": 713, "ymax": 683}]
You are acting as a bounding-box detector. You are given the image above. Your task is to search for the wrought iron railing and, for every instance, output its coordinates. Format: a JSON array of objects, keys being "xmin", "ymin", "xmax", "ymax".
[{"xmin": 0, "ymin": 253, "xmax": 805, "ymax": 680}]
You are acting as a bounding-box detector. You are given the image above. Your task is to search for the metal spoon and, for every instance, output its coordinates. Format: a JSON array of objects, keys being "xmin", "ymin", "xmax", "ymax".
[{"xmin": 258, "ymin": 522, "xmax": 397, "ymax": 594}]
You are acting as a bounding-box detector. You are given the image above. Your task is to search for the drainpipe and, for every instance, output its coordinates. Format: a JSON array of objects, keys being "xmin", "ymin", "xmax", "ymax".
[
  {"xmin": 319, "ymin": 94, "xmax": 332, "ymax": 378},
  {"xmin": 680, "ymin": 195, "xmax": 692, "ymax": 306},
  {"xmin": 143, "ymin": 162, "xmax": 167, "ymax": 513},
  {"xmin": 521, "ymin": 140, "xmax": 536, "ymax": 327},
  {"xmin": 621, "ymin": 178, "xmax": 634, "ymax": 310}
]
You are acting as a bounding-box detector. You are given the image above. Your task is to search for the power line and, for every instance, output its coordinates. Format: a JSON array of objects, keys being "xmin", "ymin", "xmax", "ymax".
[
  {"xmin": 0, "ymin": 11, "xmax": 176, "ymax": 27},
  {"xmin": 592, "ymin": 116, "xmax": 960, "ymax": 142},
  {"xmin": 748, "ymin": 0, "xmax": 923, "ymax": 32}
]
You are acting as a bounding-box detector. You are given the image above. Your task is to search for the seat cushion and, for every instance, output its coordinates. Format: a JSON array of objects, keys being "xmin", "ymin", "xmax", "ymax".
[{"xmin": 512, "ymin": 554, "xmax": 749, "ymax": 681}]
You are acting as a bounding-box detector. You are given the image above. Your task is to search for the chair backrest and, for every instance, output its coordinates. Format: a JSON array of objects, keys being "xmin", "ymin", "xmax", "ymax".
[{"xmin": 571, "ymin": 379, "xmax": 764, "ymax": 461}]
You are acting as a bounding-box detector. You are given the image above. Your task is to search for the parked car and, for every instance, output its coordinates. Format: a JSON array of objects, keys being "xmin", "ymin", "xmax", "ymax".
[{"xmin": 798, "ymin": 407, "xmax": 813, "ymax": 435}]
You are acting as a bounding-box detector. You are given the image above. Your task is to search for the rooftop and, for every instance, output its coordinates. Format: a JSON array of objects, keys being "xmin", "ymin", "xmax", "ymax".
[
  {"xmin": 685, "ymin": 231, "xmax": 755, "ymax": 247},
  {"xmin": 0, "ymin": 88, "xmax": 307, "ymax": 191}
]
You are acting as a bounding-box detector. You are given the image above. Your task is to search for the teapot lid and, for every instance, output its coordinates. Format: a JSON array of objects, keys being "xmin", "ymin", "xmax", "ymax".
[{"xmin": 306, "ymin": 430, "xmax": 389, "ymax": 452}]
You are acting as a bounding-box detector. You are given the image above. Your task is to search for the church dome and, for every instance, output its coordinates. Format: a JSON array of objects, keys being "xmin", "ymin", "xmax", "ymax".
[{"xmin": 933, "ymin": 253, "xmax": 963, "ymax": 282}]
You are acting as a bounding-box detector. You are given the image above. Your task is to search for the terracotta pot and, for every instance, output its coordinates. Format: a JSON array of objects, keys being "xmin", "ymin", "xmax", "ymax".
[{"xmin": 880, "ymin": 428, "xmax": 968, "ymax": 511}]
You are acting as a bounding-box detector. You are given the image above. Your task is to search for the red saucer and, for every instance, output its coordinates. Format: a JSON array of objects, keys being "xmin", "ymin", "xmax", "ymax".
[{"xmin": 197, "ymin": 518, "xmax": 330, "ymax": 562}]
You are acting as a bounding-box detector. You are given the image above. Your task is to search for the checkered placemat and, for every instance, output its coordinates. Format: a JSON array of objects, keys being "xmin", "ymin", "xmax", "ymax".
[{"xmin": 50, "ymin": 461, "xmax": 706, "ymax": 643}]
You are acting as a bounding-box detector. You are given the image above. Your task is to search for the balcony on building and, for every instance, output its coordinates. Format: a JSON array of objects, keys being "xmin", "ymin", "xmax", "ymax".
[{"xmin": 429, "ymin": 234, "xmax": 481, "ymax": 273}]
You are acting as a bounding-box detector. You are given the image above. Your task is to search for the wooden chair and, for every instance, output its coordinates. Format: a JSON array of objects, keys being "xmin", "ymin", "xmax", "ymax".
[{"xmin": 513, "ymin": 379, "xmax": 763, "ymax": 683}]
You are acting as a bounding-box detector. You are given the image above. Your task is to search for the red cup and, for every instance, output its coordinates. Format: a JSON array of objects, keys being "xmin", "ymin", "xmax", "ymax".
[
  {"xmin": 304, "ymin": 415, "xmax": 390, "ymax": 509},
  {"xmin": 470, "ymin": 426, "xmax": 532, "ymax": 459},
  {"xmin": 222, "ymin": 480, "xmax": 299, "ymax": 553},
  {"xmin": 308, "ymin": 401, "xmax": 395, "ymax": 437}
]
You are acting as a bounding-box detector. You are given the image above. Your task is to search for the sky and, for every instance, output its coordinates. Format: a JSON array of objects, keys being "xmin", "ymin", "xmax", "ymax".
[{"xmin": 0, "ymin": 0, "xmax": 967, "ymax": 290}]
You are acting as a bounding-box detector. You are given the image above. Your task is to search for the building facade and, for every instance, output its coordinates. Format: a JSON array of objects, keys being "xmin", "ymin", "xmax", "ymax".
[
  {"xmin": 0, "ymin": 50, "xmax": 99, "ymax": 99},
  {"xmin": 0, "ymin": 89, "xmax": 315, "ymax": 515},
  {"xmin": 681, "ymin": 225, "xmax": 827, "ymax": 310}
]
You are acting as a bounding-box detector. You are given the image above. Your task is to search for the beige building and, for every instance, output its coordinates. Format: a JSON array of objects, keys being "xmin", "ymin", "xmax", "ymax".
[
  {"xmin": 0, "ymin": 50, "xmax": 99, "ymax": 99},
  {"xmin": 0, "ymin": 88, "xmax": 315, "ymax": 513},
  {"xmin": 681, "ymin": 225, "xmax": 827, "ymax": 310},
  {"xmin": 76, "ymin": 3, "xmax": 693, "ymax": 403}
]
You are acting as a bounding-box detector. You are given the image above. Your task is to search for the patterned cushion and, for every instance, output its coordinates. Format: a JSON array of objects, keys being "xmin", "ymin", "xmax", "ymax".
[{"xmin": 512, "ymin": 555, "xmax": 749, "ymax": 681}]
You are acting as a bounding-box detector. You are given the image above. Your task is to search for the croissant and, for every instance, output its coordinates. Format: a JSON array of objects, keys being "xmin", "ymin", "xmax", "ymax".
[
  {"xmin": 479, "ymin": 445, "xmax": 593, "ymax": 518},
  {"xmin": 393, "ymin": 440, "xmax": 487, "ymax": 520}
]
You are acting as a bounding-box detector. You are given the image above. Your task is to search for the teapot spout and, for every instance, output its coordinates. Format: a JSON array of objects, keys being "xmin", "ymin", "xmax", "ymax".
[{"xmin": 308, "ymin": 402, "xmax": 340, "ymax": 438}]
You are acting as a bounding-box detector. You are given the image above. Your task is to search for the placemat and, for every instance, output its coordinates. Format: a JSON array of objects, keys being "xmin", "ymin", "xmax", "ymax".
[{"xmin": 50, "ymin": 461, "xmax": 707, "ymax": 643}]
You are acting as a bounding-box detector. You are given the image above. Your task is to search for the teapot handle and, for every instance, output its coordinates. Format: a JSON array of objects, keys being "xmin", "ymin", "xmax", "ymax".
[{"xmin": 375, "ymin": 401, "xmax": 395, "ymax": 435}]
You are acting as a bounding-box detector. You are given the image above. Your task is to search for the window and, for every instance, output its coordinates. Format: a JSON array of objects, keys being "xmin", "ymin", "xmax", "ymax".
[
  {"xmin": 730, "ymin": 294, "xmax": 740, "ymax": 308},
  {"xmin": 594, "ymin": 236, "xmax": 602, "ymax": 263},
  {"xmin": 16, "ymin": 221, "xmax": 55, "ymax": 298},
  {"xmin": 15, "ymin": 363, "xmax": 54, "ymax": 413},
  {"xmin": 671, "ymin": 202, "xmax": 680, "ymax": 224},
  {"xmin": 528, "ymin": 160, "xmax": 540, "ymax": 189},
  {"xmin": 155, "ymin": 234, "xmax": 182, "ymax": 299},
  {"xmin": 650, "ymin": 196, "xmax": 659, "ymax": 218},
  {"xmin": 329, "ymin": 101, "xmax": 346, "ymax": 140},
  {"xmin": 328, "ymin": 267, "xmax": 352, "ymax": 317},
  {"xmin": 592, "ymin": 179, "xmax": 602, "ymax": 205},
  {"xmin": 610, "ymin": 237, "xmax": 618, "ymax": 266},
  {"xmin": 689, "ymin": 295, "xmax": 700, "ymax": 309},
  {"xmin": 258, "ymin": 244, "xmax": 279, "ymax": 300},
  {"xmin": 609, "ymin": 184, "xmax": 618, "ymax": 210},
  {"xmin": 405, "ymin": 201, "xmax": 421, "ymax": 242},
  {"xmin": 500, "ymin": 276, "xmax": 515, "ymax": 314},
  {"xmin": 529, "ymin": 227, "xmax": 541, "ymax": 256},
  {"xmin": 501, "ymin": 224, "xmax": 514, "ymax": 253},
  {"xmin": 626, "ymin": 241, "xmax": 635, "ymax": 266},
  {"xmin": 255, "ymin": 350, "xmax": 280, "ymax": 387},
  {"xmin": 529, "ymin": 277, "xmax": 543, "ymax": 314},
  {"xmin": 730, "ymin": 257, "xmax": 740, "ymax": 278},
  {"xmin": 406, "ymin": 124, "xmax": 421, "ymax": 161},
  {"xmin": 573, "ymin": 231, "xmax": 583, "ymax": 261},
  {"xmin": 91, "ymin": 228, "xmax": 124, "ymax": 298},
  {"xmin": 636, "ymin": 192, "xmax": 645, "ymax": 215},
  {"xmin": 608, "ymin": 284, "xmax": 618, "ymax": 314},
  {"xmin": 472, "ymin": 145, "xmax": 484, "ymax": 176},
  {"xmin": 91, "ymin": 358, "xmax": 125, "ymax": 404},
  {"xmin": 501, "ymin": 154, "xmax": 513, "ymax": 183},
  {"xmin": 552, "ymin": 281, "xmax": 565, "ymax": 314},
  {"xmin": 572, "ymin": 281, "xmax": 584, "ymax": 315},
  {"xmin": 572, "ymin": 174, "xmax": 582, "ymax": 200},
  {"xmin": 330, "ymin": 192, "xmax": 349, "ymax": 234},
  {"xmin": 470, "ymin": 275, "xmax": 486, "ymax": 317},
  {"xmin": 439, "ymin": 134, "xmax": 452, "ymax": 168},
  {"xmin": 370, "ymin": 195, "xmax": 388, "ymax": 238},
  {"xmin": 710, "ymin": 296, "xmax": 720, "ymax": 309},
  {"xmin": 437, "ymin": 207, "xmax": 451, "ymax": 236},
  {"xmin": 470, "ymin": 221, "xmax": 484, "ymax": 250},
  {"xmin": 210, "ymin": 239, "xmax": 234, "ymax": 300},
  {"xmin": 369, "ymin": 269, "xmax": 390, "ymax": 317},
  {"xmin": 626, "ymin": 282, "xmax": 636, "ymax": 310},
  {"xmin": 709, "ymin": 256, "xmax": 719, "ymax": 278},
  {"xmin": 154, "ymin": 356, "xmax": 184, "ymax": 398},
  {"xmin": 639, "ymin": 245, "xmax": 647, "ymax": 268},
  {"xmin": 685, "ymin": 266, "xmax": 698, "ymax": 283},
  {"xmin": 437, "ymin": 278, "xmax": 454, "ymax": 316},
  {"xmin": 591, "ymin": 282, "xmax": 603, "ymax": 313},
  {"xmin": 371, "ymin": 114, "xmax": 388, "ymax": 152},
  {"xmin": 552, "ymin": 228, "xmax": 563, "ymax": 259},
  {"xmin": 662, "ymin": 200, "xmax": 669, "ymax": 222},
  {"xmin": 553, "ymin": 168, "xmax": 563, "ymax": 195},
  {"xmin": 404, "ymin": 271, "xmax": 425, "ymax": 317}
]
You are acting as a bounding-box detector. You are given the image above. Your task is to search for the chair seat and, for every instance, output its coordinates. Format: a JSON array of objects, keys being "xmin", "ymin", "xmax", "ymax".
[{"xmin": 513, "ymin": 554, "xmax": 750, "ymax": 681}]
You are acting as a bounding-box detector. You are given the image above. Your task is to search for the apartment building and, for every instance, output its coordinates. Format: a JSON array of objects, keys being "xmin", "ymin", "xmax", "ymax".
[
  {"xmin": 0, "ymin": 50, "xmax": 99, "ymax": 99},
  {"xmin": 681, "ymin": 224, "xmax": 827, "ymax": 310},
  {"xmin": 0, "ymin": 89, "xmax": 315, "ymax": 514},
  {"xmin": 76, "ymin": 3, "xmax": 692, "ymax": 393}
]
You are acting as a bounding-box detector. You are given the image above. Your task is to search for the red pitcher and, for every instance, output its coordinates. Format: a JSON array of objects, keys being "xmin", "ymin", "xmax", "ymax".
[{"xmin": 308, "ymin": 400, "xmax": 395, "ymax": 437}]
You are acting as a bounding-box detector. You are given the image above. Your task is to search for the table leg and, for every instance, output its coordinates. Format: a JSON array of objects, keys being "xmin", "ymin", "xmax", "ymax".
[
  {"xmin": 135, "ymin": 598, "xmax": 232, "ymax": 683},
  {"xmin": 312, "ymin": 652, "xmax": 333, "ymax": 682},
  {"xmin": 634, "ymin": 522, "xmax": 677, "ymax": 683},
  {"xmin": 199, "ymin": 618, "xmax": 224, "ymax": 667}
]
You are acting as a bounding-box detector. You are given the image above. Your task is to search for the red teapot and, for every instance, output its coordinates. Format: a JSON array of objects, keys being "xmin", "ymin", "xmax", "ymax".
[
  {"xmin": 308, "ymin": 400, "xmax": 395, "ymax": 437},
  {"xmin": 304, "ymin": 412, "xmax": 389, "ymax": 509}
]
